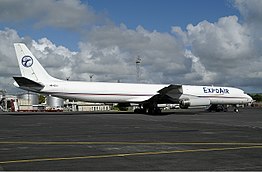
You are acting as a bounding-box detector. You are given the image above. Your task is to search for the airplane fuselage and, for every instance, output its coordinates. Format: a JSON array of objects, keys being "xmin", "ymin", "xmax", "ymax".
[
  {"xmin": 41, "ymin": 80, "xmax": 167, "ymax": 103},
  {"xmin": 40, "ymin": 80, "xmax": 252, "ymax": 105},
  {"xmin": 13, "ymin": 43, "xmax": 253, "ymax": 113}
]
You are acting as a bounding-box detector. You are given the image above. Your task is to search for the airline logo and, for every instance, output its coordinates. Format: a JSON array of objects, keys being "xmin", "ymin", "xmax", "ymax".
[
  {"xmin": 21, "ymin": 56, "xmax": 33, "ymax": 67},
  {"xmin": 203, "ymin": 87, "xmax": 229, "ymax": 94}
]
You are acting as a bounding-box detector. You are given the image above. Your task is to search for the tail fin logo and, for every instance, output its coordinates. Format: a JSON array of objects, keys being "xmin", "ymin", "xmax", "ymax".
[{"xmin": 21, "ymin": 56, "xmax": 33, "ymax": 67}]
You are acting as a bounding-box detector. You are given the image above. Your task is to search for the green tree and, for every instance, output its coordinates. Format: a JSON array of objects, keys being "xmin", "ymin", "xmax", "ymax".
[
  {"xmin": 251, "ymin": 94, "xmax": 262, "ymax": 102},
  {"xmin": 39, "ymin": 95, "xmax": 46, "ymax": 104}
]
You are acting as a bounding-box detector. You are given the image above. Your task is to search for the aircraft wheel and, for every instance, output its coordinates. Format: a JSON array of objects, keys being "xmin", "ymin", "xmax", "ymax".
[
  {"xmin": 148, "ymin": 108, "xmax": 161, "ymax": 115},
  {"xmin": 134, "ymin": 109, "xmax": 139, "ymax": 113},
  {"xmin": 134, "ymin": 108, "xmax": 146, "ymax": 114}
]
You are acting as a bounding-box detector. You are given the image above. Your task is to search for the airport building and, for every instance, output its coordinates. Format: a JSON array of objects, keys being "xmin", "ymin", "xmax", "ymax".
[
  {"xmin": 0, "ymin": 91, "xmax": 112, "ymax": 112},
  {"xmin": 64, "ymin": 100, "xmax": 111, "ymax": 112}
]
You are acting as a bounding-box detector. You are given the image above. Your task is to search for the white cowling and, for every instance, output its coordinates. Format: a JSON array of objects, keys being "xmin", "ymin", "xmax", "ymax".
[{"xmin": 180, "ymin": 98, "xmax": 211, "ymax": 109}]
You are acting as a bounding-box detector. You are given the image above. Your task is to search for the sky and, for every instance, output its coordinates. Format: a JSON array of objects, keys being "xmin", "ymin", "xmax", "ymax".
[
  {"xmin": 0, "ymin": 0, "xmax": 261, "ymax": 94},
  {"xmin": 88, "ymin": 0, "xmax": 239, "ymax": 31}
]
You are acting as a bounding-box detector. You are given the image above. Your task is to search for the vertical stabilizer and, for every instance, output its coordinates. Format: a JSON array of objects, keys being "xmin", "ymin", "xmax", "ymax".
[{"xmin": 14, "ymin": 43, "xmax": 57, "ymax": 82}]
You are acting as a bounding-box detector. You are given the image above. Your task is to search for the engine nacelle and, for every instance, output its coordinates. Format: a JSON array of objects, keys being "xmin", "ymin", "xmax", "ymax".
[
  {"xmin": 180, "ymin": 100, "xmax": 191, "ymax": 109},
  {"xmin": 180, "ymin": 98, "xmax": 211, "ymax": 109}
]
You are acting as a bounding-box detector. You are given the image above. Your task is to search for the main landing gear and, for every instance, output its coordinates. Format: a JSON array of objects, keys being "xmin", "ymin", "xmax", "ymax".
[
  {"xmin": 207, "ymin": 104, "xmax": 239, "ymax": 113},
  {"xmin": 134, "ymin": 103, "xmax": 162, "ymax": 115},
  {"xmin": 207, "ymin": 105, "xmax": 228, "ymax": 112}
]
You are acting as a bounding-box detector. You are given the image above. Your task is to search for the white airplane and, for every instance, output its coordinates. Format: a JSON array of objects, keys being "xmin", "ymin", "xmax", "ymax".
[{"xmin": 13, "ymin": 43, "xmax": 253, "ymax": 114}]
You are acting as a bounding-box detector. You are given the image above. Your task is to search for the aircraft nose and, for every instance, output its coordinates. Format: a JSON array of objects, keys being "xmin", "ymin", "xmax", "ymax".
[{"xmin": 247, "ymin": 95, "xmax": 253, "ymax": 103}]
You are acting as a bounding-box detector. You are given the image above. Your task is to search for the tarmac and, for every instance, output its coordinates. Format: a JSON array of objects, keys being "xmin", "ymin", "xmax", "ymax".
[{"xmin": 0, "ymin": 107, "xmax": 262, "ymax": 171}]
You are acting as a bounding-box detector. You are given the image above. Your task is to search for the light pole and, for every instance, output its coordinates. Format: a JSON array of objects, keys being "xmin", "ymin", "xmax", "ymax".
[
  {"xmin": 89, "ymin": 74, "xmax": 94, "ymax": 82},
  {"xmin": 136, "ymin": 56, "xmax": 141, "ymax": 83}
]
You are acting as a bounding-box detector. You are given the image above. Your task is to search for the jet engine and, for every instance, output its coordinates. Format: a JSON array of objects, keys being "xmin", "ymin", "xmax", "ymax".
[{"xmin": 180, "ymin": 98, "xmax": 211, "ymax": 109}]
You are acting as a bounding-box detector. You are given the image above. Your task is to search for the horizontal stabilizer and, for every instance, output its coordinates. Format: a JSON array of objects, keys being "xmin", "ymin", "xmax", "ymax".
[{"xmin": 13, "ymin": 76, "xmax": 44, "ymax": 91}]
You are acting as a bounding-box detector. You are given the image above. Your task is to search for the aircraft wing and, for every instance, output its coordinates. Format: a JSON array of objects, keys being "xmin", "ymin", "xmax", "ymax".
[
  {"xmin": 128, "ymin": 96, "xmax": 153, "ymax": 103},
  {"xmin": 13, "ymin": 76, "xmax": 44, "ymax": 91},
  {"xmin": 158, "ymin": 84, "xmax": 183, "ymax": 95},
  {"xmin": 143, "ymin": 84, "xmax": 183, "ymax": 104},
  {"xmin": 128, "ymin": 84, "xmax": 183, "ymax": 104}
]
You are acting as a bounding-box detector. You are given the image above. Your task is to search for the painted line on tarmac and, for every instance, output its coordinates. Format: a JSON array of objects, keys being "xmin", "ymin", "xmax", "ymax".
[
  {"xmin": 1, "ymin": 145, "xmax": 262, "ymax": 165},
  {"xmin": 0, "ymin": 141, "xmax": 262, "ymax": 145}
]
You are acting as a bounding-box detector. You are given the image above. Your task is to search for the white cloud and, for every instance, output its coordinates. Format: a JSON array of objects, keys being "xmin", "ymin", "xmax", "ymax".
[
  {"xmin": 1, "ymin": 0, "xmax": 262, "ymax": 93},
  {"xmin": 0, "ymin": 0, "xmax": 103, "ymax": 29},
  {"xmin": 234, "ymin": 0, "xmax": 262, "ymax": 24},
  {"xmin": 171, "ymin": 3, "xmax": 261, "ymax": 90},
  {"xmin": 0, "ymin": 28, "xmax": 22, "ymax": 92},
  {"xmin": 0, "ymin": 30, "xmax": 77, "ymax": 93},
  {"xmin": 184, "ymin": 50, "xmax": 216, "ymax": 84},
  {"xmin": 185, "ymin": 16, "xmax": 252, "ymax": 70},
  {"xmin": 31, "ymin": 38, "xmax": 77, "ymax": 80},
  {"xmin": 85, "ymin": 24, "xmax": 191, "ymax": 84}
]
